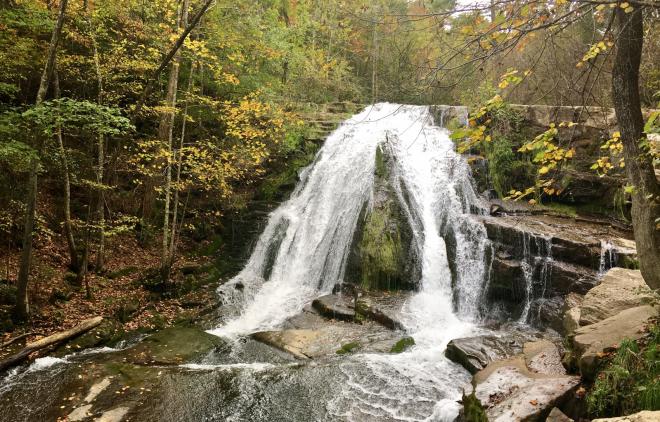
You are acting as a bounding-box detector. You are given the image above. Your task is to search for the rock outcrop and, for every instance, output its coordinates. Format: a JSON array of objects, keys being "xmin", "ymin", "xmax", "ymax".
[
  {"xmin": 571, "ymin": 305, "xmax": 657, "ymax": 380},
  {"xmin": 345, "ymin": 144, "xmax": 419, "ymax": 291},
  {"xmin": 481, "ymin": 213, "xmax": 637, "ymax": 328},
  {"xmin": 471, "ymin": 340, "xmax": 580, "ymax": 421},
  {"xmin": 578, "ymin": 268, "xmax": 653, "ymax": 326}
]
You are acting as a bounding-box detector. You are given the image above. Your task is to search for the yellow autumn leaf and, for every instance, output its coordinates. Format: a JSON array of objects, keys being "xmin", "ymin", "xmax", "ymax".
[{"xmin": 539, "ymin": 166, "xmax": 550, "ymax": 175}]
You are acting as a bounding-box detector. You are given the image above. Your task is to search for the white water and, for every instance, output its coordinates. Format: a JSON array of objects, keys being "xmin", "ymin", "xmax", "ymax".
[{"xmin": 210, "ymin": 103, "xmax": 492, "ymax": 421}]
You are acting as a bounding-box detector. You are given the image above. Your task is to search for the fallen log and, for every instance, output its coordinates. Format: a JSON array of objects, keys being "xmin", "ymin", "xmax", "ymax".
[{"xmin": 0, "ymin": 316, "xmax": 103, "ymax": 372}]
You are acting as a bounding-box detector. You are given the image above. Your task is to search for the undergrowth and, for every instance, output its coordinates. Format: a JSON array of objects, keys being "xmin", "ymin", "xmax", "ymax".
[{"xmin": 587, "ymin": 323, "xmax": 660, "ymax": 417}]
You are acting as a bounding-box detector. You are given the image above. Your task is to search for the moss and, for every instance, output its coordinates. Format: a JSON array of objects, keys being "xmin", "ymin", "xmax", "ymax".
[
  {"xmin": 462, "ymin": 391, "xmax": 488, "ymax": 422},
  {"xmin": 375, "ymin": 145, "xmax": 388, "ymax": 179},
  {"xmin": 358, "ymin": 203, "xmax": 404, "ymax": 290},
  {"xmin": 336, "ymin": 341, "xmax": 361, "ymax": 355},
  {"xmin": 390, "ymin": 337, "xmax": 415, "ymax": 353}
]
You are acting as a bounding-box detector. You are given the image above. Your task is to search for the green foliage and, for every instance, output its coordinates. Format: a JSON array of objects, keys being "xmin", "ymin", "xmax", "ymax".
[
  {"xmin": 22, "ymin": 98, "xmax": 133, "ymax": 137},
  {"xmin": 587, "ymin": 326, "xmax": 660, "ymax": 418},
  {"xmin": 0, "ymin": 140, "xmax": 39, "ymax": 173}
]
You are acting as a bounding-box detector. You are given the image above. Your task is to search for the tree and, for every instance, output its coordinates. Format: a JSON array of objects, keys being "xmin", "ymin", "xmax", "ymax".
[
  {"xmin": 432, "ymin": 0, "xmax": 659, "ymax": 289},
  {"xmin": 611, "ymin": 6, "xmax": 659, "ymax": 289},
  {"xmin": 15, "ymin": 0, "xmax": 69, "ymax": 321}
]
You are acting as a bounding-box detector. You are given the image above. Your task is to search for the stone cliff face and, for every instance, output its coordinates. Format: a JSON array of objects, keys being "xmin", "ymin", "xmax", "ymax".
[{"xmin": 481, "ymin": 209, "xmax": 637, "ymax": 332}]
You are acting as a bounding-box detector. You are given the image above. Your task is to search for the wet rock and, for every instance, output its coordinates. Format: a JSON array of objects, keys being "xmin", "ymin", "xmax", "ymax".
[
  {"xmin": 312, "ymin": 294, "xmax": 356, "ymax": 321},
  {"xmin": 124, "ymin": 326, "xmax": 223, "ymax": 366},
  {"xmin": 579, "ymin": 268, "xmax": 653, "ymax": 326},
  {"xmin": 592, "ymin": 411, "xmax": 660, "ymax": 421},
  {"xmin": 572, "ymin": 305, "xmax": 658, "ymax": 380},
  {"xmin": 549, "ymin": 261, "xmax": 598, "ymax": 296},
  {"xmin": 473, "ymin": 340, "xmax": 580, "ymax": 422},
  {"xmin": 354, "ymin": 292, "xmax": 408, "ymax": 330},
  {"xmin": 345, "ymin": 144, "xmax": 419, "ymax": 291},
  {"xmin": 445, "ymin": 334, "xmax": 526, "ymax": 374},
  {"xmin": 252, "ymin": 330, "xmax": 317, "ymax": 359},
  {"xmin": 546, "ymin": 407, "xmax": 574, "ymax": 422}
]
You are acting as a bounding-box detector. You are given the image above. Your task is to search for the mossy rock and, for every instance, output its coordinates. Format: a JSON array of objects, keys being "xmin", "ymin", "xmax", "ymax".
[
  {"xmin": 123, "ymin": 326, "xmax": 224, "ymax": 365},
  {"xmin": 390, "ymin": 337, "xmax": 415, "ymax": 353},
  {"xmin": 336, "ymin": 341, "xmax": 361, "ymax": 355},
  {"xmin": 461, "ymin": 391, "xmax": 488, "ymax": 422},
  {"xmin": 55, "ymin": 318, "xmax": 124, "ymax": 355},
  {"xmin": 345, "ymin": 144, "xmax": 418, "ymax": 291}
]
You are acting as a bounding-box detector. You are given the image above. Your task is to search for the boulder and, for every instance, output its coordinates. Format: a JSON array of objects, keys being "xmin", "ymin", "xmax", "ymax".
[
  {"xmin": 473, "ymin": 352, "xmax": 580, "ymax": 422},
  {"xmin": 345, "ymin": 144, "xmax": 419, "ymax": 291},
  {"xmin": 445, "ymin": 334, "xmax": 527, "ymax": 374},
  {"xmin": 312, "ymin": 294, "xmax": 356, "ymax": 322},
  {"xmin": 546, "ymin": 407, "xmax": 574, "ymax": 422},
  {"xmin": 572, "ymin": 305, "xmax": 658, "ymax": 380},
  {"xmin": 523, "ymin": 340, "xmax": 566, "ymax": 376},
  {"xmin": 592, "ymin": 411, "xmax": 660, "ymax": 422},
  {"xmin": 579, "ymin": 268, "xmax": 653, "ymax": 326}
]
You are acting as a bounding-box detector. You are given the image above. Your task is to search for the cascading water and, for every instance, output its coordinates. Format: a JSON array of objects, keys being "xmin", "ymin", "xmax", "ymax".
[
  {"xmin": 518, "ymin": 234, "xmax": 553, "ymax": 323},
  {"xmin": 209, "ymin": 103, "xmax": 493, "ymax": 421}
]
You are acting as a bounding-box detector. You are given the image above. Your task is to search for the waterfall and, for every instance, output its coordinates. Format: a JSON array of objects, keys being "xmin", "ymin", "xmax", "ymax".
[
  {"xmin": 210, "ymin": 104, "xmax": 490, "ymax": 338},
  {"xmin": 208, "ymin": 103, "xmax": 492, "ymax": 421}
]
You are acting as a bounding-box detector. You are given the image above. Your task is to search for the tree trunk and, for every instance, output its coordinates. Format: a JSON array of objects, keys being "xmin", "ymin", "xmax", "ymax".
[
  {"xmin": 0, "ymin": 316, "xmax": 102, "ymax": 371},
  {"xmin": 53, "ymin": 67, "xmax": 80, "ymax": 273},
  {"xmin": 87, "ymin": 0, "xmax": 106, "ymax": 273},
  {"xmin": 132, "ymin": 0, "xmax": 212, "ymax": 121},
  {"xmin": 612, "ymin": 7, "xmax": 660, "ymax": 289},
  {"xmin": 160, "ymin": 0, "xmax": 189, "ymax": 283},
  {"xmin": 15, "ymin": 0, "xmax": 69, "ymax": 320}
]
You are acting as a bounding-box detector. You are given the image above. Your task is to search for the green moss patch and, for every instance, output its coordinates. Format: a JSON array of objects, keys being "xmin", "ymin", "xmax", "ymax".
[
  {"xmin": 336, "ymin": 341, "xmax": 361, "ymax": 355},
  {"xmin": 390, "ymin": 337, "xmax": 415, "ymax": 353}
]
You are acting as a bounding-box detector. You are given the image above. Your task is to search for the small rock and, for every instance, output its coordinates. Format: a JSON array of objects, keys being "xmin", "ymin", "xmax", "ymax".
[{"xmin": 546, "ymin": 407, "xmax": 574, "ymax": 421}]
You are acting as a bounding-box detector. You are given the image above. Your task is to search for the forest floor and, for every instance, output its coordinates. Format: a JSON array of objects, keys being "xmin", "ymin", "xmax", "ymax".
[{"xmin": 0, "ymin": 231, "xmax": 221, "ymax": 352}]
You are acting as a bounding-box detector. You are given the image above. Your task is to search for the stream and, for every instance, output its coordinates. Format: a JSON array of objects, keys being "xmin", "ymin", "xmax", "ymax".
[{"xmin": 1, "ymin": 104, "xmax": 544, "ymax": 422}]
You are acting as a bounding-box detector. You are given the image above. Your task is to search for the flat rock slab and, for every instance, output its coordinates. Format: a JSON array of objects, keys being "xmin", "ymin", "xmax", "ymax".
[
  {"xmin": 474, "ymin": 362, "xmax": 579, "ymax": 422},
  {"xmin": 579, "ymin": 268, "xmax": 653, "ymax": 326},
  {"xmin": 481, "ymin": 214, "xmax": 635, "ymax": 269},
  {"xmin": 252, "ymin": 320, "xmax": 399, "ymax": 359},
  {"xmin": 523, "ymin": 340, "xmax": 565, "ymax": 376},
  {"xmin": 312, "ymin": 294, "xmax": 356, "ymax": 321},
  {"xmin": 573, "ymin": 305, "xmax": 658, "ymax": 380},
  {"xmin": 593, "ymin": 411, "xmax": 660, "ymax": 421}
]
